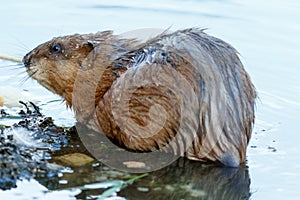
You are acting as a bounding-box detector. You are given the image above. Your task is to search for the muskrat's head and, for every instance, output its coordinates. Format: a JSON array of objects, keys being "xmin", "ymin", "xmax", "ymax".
[{"xmin": 23, "ymin": 34, "xmax": 96, "ymax": 98}]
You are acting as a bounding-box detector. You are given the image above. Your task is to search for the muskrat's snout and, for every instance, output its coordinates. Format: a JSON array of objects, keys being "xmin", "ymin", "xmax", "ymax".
[{"xmin": 23, "ymin": 53, "xmax": 32, "ymax": 68}]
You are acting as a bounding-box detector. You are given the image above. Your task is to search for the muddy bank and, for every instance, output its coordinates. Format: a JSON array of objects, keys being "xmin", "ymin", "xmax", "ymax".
[{"xmin": 0, "ymin": 102, "xmax": 67, "ymax": 190}]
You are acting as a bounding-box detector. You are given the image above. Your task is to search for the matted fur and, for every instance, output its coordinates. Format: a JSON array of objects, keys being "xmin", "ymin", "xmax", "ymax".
[{"xmin": 23, "ymin": 28, "xmax": 256, "ymax": 167}]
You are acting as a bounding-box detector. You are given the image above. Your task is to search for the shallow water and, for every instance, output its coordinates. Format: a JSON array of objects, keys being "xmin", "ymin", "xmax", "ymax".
[{"xmin": 0, "ymin": 0, "xmax": 300, "ymax": 199}]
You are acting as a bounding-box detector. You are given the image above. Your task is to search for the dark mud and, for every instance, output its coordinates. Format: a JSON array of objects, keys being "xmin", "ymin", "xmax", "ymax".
[{"xmin": 0, "ymin": 102, "xmax": 67, "ymax": 190}]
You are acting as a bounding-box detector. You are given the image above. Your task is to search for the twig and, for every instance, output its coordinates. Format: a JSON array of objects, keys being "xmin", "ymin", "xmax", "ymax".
[
  {"xmin": 0, "ymin": 55, "xmax": 22, "ymax": 63},
  {"xmin": 19, "ymin": 101, "xmax": 31, "ymax": 115},
  {"xmin": 29, "ymin": 101, "xmax": 42, "ymax": 116}
]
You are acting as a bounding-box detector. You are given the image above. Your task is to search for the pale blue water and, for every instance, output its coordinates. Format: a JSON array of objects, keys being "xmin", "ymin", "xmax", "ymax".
[{"xmin": 0, "ymin": 0, "xmax": 300, "ymax": 199}]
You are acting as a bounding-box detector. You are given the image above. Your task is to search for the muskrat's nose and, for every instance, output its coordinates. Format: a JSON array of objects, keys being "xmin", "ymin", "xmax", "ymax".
[{"xmin": 23, "ymin": 54, "xmax": 31, "ymax": 68}]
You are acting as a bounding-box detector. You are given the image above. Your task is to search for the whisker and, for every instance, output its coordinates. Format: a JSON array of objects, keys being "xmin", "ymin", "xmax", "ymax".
[
  {"xmin": 19, "ymin": 75, "xmax": 31, "ymax": 87},
  {"xmin": 14, "ymin": 44, "xmax": 29, "ymax": 52},
  {"xmin": 18, "ymin": 70, "xmax": 37, "ymax": 86},
  {"xmin": 0, "ymin": 62, "xmax": 21, "ymax": 66},
  {"xmin": 0, "ymin": 64, "xmax": 21, "ymax": 68},
  {"xmin": 0, "ymin": 63, "xmax": 24, "ymax": 70},
  {"xmin": 0, "ymin": 64, "xmax": 25, "ymax": 79},
  {"xmin": 28, "ymin": 70, "xmax": 37, "ymax": 78},
  {"xmin": 9, "ymin": 45, "xmax": 28, "ymax": 55},
  {"xmin": 10, "ymin": 66, "xmax": 25, "ymax": 71},
  {"xmin": 10, "ymin": 35, "xmax": 30, "ymax": 51},
  {"xmin": 11, "ymin": 64, "xmax": 25, "ymax": 71},
  {"xmin": 1, "ymin": 71, "xmax": 26, "ymax": 85},
  {"xmin": 15, "ymin": 70, "xmax": 27, "ymax": 77}
]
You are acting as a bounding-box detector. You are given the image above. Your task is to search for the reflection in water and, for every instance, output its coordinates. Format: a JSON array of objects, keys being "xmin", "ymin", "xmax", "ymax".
[
  {"xmin": 38, "ymin": 159, "xmax": 251, "ymax": 199},
  {"xmin": 120, "ymin": 160, "xmax": 251, "ymax": 200},
  {"xmin": 36, "ymin": 125, "xmax": 251, "ymax": 200}
]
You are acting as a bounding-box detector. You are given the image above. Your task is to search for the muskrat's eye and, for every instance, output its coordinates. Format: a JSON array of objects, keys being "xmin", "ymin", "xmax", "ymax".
[{"xmin": 51, "ymin": 44, "xmax": 62, "ymax": 53}]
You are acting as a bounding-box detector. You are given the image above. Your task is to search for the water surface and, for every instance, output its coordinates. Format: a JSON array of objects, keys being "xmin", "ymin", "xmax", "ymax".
[{"xmin": 0, "ymin": 0, "xmax": 300, "ymax": 199}]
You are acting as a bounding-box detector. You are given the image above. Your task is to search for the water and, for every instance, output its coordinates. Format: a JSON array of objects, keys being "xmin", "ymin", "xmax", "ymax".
[{"xmin": 1, "ymin": 0, "xmax": 300, "ymax": 199}]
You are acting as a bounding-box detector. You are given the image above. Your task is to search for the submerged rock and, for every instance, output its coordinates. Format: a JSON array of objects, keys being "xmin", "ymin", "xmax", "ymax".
[{"xmin": 53, "ymin": 153, "xmax": 95, "ymax": 167}]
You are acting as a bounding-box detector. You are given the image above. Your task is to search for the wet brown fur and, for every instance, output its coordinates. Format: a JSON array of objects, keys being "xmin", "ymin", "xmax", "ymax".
[{"xmin": 23, "ymin": 28, "xmax": 256, "ymax": 167}]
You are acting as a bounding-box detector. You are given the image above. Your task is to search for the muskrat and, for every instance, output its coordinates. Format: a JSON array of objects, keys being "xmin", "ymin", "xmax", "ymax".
[{"xmin": 23, "ymin": 28, "xmax": 256, "ymax": 167}]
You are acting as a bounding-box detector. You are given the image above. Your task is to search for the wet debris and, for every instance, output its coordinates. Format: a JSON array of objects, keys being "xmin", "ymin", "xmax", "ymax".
[
  {"xmin": 0, "ymin": 101, "xmax": 69, "ymax": 190},
  {"xmin": 267, "ymin": 146, "xmax": 277, "ymax": 152}
]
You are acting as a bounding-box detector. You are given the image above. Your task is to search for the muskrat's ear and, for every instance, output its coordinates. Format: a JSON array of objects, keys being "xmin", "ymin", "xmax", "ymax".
[{"xmin": 82, "ymin": 41, "xmax": 97, "ymax": 53}]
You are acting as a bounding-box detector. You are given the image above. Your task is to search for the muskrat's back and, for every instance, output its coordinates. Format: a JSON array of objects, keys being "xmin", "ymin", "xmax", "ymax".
[{"xmin": 23, "ymin": 28, "xmax": 256, "ymax": 167}]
